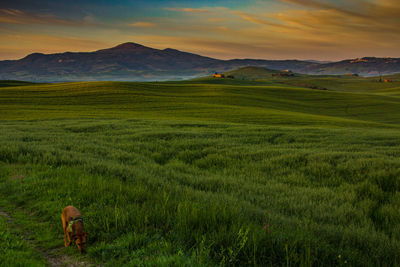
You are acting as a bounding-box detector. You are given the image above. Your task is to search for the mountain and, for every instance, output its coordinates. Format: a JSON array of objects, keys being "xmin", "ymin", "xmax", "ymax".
[
  {"xmin": 0, "ymin": 42, "xmax": 316, "ymax": 82},
  {"xmin": 0, "ymin": 43, "xmax": 399, "ymax": 81},
  {"xmin": 0, "ymin": 43, "xmax": 220, "ymax": 82},
  {"xmin": 303, "ymin": 57, "xmax": 400, "ymax": 76}
]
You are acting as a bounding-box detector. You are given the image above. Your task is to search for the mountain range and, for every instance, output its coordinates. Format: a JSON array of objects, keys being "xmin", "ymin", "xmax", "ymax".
[{"xmin": 0, "ymin": 42, "xmax": 399, "ymax": 82}]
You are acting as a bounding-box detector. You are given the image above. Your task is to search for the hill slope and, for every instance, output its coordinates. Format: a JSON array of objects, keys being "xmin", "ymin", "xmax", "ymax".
[
  {"xmin": 222, "ymin": 66, "xmax": 282, "ymax": 80},
  {"xmin": 206, "ymin": 66, "xmax": 400, "ymax": 93},
  {"xmin": 1, "ymin": 79, "xmax": 400, "ymax": 265},
  {"xmin": 1, "ymin": 79, "xmax": 400, "ymax": 127}
]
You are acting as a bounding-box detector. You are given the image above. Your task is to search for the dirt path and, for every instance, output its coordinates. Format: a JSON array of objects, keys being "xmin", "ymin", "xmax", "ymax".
[
  {"xmin": 0, "ymin": 208, "xmax": 96, "ymax": 267},
  {"xmin": 0, "ymin": 210, "xmax": 11, "ymax": 222},
  {"xmin": 43, "ymin": 248, "xmax": 90, "ymax": 267}
]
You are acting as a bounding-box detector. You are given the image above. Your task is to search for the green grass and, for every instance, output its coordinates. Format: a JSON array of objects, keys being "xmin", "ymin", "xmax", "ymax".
[
  {"xmin": 1, "ymin": 80, "xmax": 400, "ymax": 126},
  {"xmin": 0, "ymin": 214, "xmax": 47, "ymax": 267},
  {"xmin": 1, "ymin": 79, "xmax": 400, "ymax": 266},
  {"xmin": 0, "ymin": 80, "xmax": 39, "ymax": 88},
  {"xmin": 278, "ymin": 76, "xmax": 400, "ymax": 93},
  {"xmin": 222, "ymin": 66, "xmax": 281, "ymax": 80}
]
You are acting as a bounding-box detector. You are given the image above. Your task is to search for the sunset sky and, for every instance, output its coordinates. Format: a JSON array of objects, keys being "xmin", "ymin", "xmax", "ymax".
[{"xmin": 0, "ymin": 0, "xmax": 399, "ymax": 61}]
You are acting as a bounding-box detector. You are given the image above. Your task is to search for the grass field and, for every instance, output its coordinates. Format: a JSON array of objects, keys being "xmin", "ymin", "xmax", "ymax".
[{"xmin": 1, "ymin": 75, "xmax": 400, "ymax": 266}]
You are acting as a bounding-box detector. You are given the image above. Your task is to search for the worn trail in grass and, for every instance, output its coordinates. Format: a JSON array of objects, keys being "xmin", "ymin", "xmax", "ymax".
[{"xmin": 0, "ymin": 201, "xmax": 94, "ymax": 267}]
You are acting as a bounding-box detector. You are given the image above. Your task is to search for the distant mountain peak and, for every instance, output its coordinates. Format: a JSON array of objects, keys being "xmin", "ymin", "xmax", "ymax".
[
  {"xmin": 21, "ymin": 52, "xmax": 46, "ymax": 61},
  {"xmin": 113, "ymin": 42, "xmax": 146, "ymax": 49},
  {"xmin": 163, "ymin": 48, "xmax": 178, "ymax": 52},
  {"xmin": 97, "ymin": 42, "xmax": 155, "ymax": 53}
]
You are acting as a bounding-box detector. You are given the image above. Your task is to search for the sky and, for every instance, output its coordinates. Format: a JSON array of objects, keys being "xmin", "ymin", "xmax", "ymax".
[{"xmin": 0, "ymin": 0, "xmax": 399, "ymax": 61}]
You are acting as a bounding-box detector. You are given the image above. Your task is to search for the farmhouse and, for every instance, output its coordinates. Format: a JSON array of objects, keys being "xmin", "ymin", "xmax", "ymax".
[
  {"xmin": 346, "ymin": 73, "xmax": 359, "ymax": 77},
  {"xmin": 272, "ymin": 70, "xmax": 294, "ymax": 77},
  {"xmin": 350, "ymin": 58, "xmax": 369, "ymax": 63},
  {"xmin": 213, "ymin": 73, "xmax": 225, "ymax": 78}
]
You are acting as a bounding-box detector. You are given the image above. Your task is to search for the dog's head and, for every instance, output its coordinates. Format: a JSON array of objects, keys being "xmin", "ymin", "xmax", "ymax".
[
  {"xmin": 73, "ymin": 232, "xmax": 88, "ymax": 253},
  {"xmin": 70, "ymin": 218, "xmax": 88, "ymax": 253}
]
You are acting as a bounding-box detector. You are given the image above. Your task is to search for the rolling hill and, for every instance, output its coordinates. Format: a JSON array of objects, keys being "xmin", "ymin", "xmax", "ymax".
[
  {"xmin": 1, "ymin": 78, "xmax": 400, "ymax": 126},
  {"xmin": 1, "ymin": 42, "xmax": 399, "ymax": 81},
  {"xmin": 222, "ymin": 66, "xmax": 282, "ymax": 80},
  {"xmin": 203, "ymin": 66, "xmax": 400, "ymax": 93},
  {"xmin": 1, "ymin": 78, "xmax": 400, "ymax": 265}
]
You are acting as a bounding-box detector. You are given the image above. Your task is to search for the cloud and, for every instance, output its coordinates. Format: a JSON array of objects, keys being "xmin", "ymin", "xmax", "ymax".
[
  {"xmin": 125, "ymin": 33, "xmax": 338, "ymax": 60},
  {"xmin": 0, "ymin": 1, "xmax": 399, "ymax": 61},
  {"xmin": 122, "ymin": 0, "xmax": 400, "ymax": 60},
  {"xmin": 274, "ymin": 1, "xmax": 400, "ymax": 38},
  {"xmin": 279, "ymin": 0, "xmax": 366, "ymax": 18},
  {"xmin": 232, "ymin": 11, "xmax": 294, "ymax": 29},
  {"xmin": 127, "ymin": 34, "xmax": 267, "ymax": 59},
  {"xmin": 0, "ymin": 8, "xmax": 88, "ymax": 26},
  {"xmin": 279, "ymin": 0, "xmax": 400, "ymax": 22},
  {"xmin": 253, "ymin": 0, "xmax": 400, "ymax": 58},
  {"xmin": 207, "ymin": 17, "xmax": 229, "ymax": 23},
  {"xmin": 0, "ymin": 33, "xmax": 111, "ymax": 59},
  {"xmin": 129, "ymin": 22, "xmax": 156, "ymax": 28},
  {"xmin": 164, "ymin": 7, "xmax": 209, "ymax": 13},
  {"xmin": 0, "ymin": 9, "xmax": 23, "ymax": 16}
]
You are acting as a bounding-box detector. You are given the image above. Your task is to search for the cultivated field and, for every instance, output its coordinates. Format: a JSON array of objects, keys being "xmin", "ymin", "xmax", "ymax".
[{"xmin": 1, "ymin": 75, "xmax": 400, "ymax": 266}]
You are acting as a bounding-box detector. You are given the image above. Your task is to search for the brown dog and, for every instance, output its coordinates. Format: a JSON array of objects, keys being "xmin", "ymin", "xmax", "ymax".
[{"xmin": 61, "ymin": 206, "xmax": 88, "ymax": 253}]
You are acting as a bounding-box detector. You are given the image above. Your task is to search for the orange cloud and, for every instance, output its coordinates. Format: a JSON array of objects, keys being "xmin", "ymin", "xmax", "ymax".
[
  {"xmin": 0, "ymin": 8, "xmax": 88, "ymax": 26},
  {"xmin": 0, "ymin": 33, "xmax": 111, "ymax": 59},
  {"xmin": 1, "ymin": 9, "xmax": 24, "ymax": 16},
  {"xmin": 165, "ymin": 7, "xmax": 209, "ymax": 13},
  {"xmin": 207, "ymin": 17, "xmax": 228, "ymax": 23},
  {"xmin": 126, "ymin": 33, "xmax": 338, "ymax": 60},
  {"xmin": 232, "ymin": 11, "xmax": 294, "ymax": 29},
  {"xmin": 129, "ymin": 22, "xmax": 156, "ymax": 28},
  {"xmin": 0, "ymin": 1, "xmax": 399, "ymax": 61},
  {"xmin": 123, "ymin": 0, "xmax": 400, "ymax": 60},
  {"xmin": 280, "ymin": 0, "xmax": 400, "ymax": 22}
]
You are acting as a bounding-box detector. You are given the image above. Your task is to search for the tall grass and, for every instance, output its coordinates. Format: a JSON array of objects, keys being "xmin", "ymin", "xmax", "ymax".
[
  {"xmin": 0, "ymin": 215, "xmax": 47, "ymax": 266},
  {"xmin": 1, "ymin": 79, "xmax": 400, "ymax": 265},
  {"xmin": 1, "ymin": 119, "xmax": 400, "ymax": 266}
]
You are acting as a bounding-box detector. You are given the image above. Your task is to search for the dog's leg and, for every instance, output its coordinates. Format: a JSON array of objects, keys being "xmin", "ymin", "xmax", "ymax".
[
  {"xmin": 61, "ymin": 214, "xmax": 68, "ymax": 247},
  {"xmin": 64, "ymin": 231, "xmax": 69, "ymax": 247},
  {"xmin": 64, "ymin": 226, "xmax": 72, "ymax": 247},
  {"xmin": 67, "ymin": 231, "xmax": 72, "ymax": 246}
]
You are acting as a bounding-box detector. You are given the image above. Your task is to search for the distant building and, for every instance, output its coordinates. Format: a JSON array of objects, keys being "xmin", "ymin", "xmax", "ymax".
[
  {"xmin": 272, "ymin": 70, "xmax": 294, "ymax": 77},
  {"xmin": 213, "ymin": 73, "xmax": 225, "ymax": 78},
  {"xmin": 350, "ymin": 58, "xmax": 369, "ymax": 63}
]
